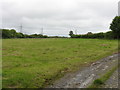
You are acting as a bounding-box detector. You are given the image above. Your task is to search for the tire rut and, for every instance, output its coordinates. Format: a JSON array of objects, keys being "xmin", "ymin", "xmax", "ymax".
[{"xmin": 49, "ymin": 53, "xmax": 119, "ymax": 88}]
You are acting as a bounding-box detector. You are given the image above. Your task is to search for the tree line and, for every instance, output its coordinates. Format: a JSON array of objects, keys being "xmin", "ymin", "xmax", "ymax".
[
  {"xmin": 1, "ymin": 29, "xmax": 48, "ymax": 38},
  {"xmin": 1, "ymin": 29, "xmax": 67, "ymax": 38},
  {"xmin": 1, "ymin": 16, "xmax": 120, "ymax": 39},
  {"xmin": 69, "ymin": 31, "xmax": 116, "ymax": 39},
  {"xmin": 69, "ymin": 16, "xmax": 120, "ymax": 39}
]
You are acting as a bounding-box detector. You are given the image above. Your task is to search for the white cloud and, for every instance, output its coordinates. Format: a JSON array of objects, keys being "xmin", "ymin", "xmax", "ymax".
[{"xmin": 1, "ymin": 0, "xmax": 119, "ymax": 36}]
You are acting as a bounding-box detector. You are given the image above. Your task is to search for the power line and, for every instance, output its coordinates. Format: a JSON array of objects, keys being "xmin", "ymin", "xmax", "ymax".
[
  {"xmin": 41, "ymin": 27, "xmax": 43, "ymax": 35},
  {"xmin": 75, "ymin": 29, "xmax": 77, "ymax": 35},
  {"xmin": 20, "ymin": 24, "xmax": 23, "ymax": 33}
]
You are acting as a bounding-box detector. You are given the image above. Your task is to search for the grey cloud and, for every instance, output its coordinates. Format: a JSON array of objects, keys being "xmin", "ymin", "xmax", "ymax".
[{"xmin": 1, "ymin": 0, "xmax": 119, "ymax": 36}]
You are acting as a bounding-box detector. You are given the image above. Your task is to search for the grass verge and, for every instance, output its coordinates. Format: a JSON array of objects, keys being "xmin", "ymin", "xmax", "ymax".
[{"xmin": 89, "ymin": 65, "xmax": 118, "ymax": 88}]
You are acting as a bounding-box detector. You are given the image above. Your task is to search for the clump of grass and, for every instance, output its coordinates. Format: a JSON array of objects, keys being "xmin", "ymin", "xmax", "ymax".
[{"xmin": 93, "ymin": 79, "xmax": 103, "ymax": 85}]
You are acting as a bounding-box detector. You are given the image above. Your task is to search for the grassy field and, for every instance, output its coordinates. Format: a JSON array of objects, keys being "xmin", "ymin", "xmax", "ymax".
[{"xmin": 2, "ymin": 38, "xmax": 118, "ymax": 88}]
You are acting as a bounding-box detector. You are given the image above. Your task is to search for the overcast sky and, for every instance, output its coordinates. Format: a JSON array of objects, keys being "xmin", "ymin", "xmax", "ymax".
[{"xmin": 1, "ymin": 0, "xmax": 119, "ymax": 36}]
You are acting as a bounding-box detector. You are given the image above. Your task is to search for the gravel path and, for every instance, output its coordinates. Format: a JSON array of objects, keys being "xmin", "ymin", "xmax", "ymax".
[{"xmin": 49, "ymin": 53, "xmax": 119, "ymax": 88}]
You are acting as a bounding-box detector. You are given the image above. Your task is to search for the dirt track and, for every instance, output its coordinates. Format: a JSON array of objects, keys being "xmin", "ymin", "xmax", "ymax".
[{"xmin": 49, "ymin": 53, "xmax": 119, "ymax": 88}]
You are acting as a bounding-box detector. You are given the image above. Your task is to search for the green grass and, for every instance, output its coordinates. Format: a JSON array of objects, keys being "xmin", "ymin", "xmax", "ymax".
[
  {"xmin": 2, "ymin": 38, "xmax": 118, "ymax": 88},
  {"xmin": 93, "ymin": 79, "xmax": 104, "ymax": 85},
  {"xmin": 0, "ymin": 39, "xmax": 2, "ymax": 89},
  {"xmin": 89, "ymin": 65, "xmax": 118, "ymax": 88}
]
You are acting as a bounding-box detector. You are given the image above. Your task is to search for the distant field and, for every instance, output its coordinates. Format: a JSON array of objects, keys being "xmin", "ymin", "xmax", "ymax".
[{"xmin": 2, "ymin": 38, "xmax": 118, "ymax": 88}]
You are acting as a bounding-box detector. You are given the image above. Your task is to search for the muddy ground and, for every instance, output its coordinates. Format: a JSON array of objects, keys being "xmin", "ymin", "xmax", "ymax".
[{"xmin": 48, "ymin": 53, "xmax": 119, "ymax": 88}]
